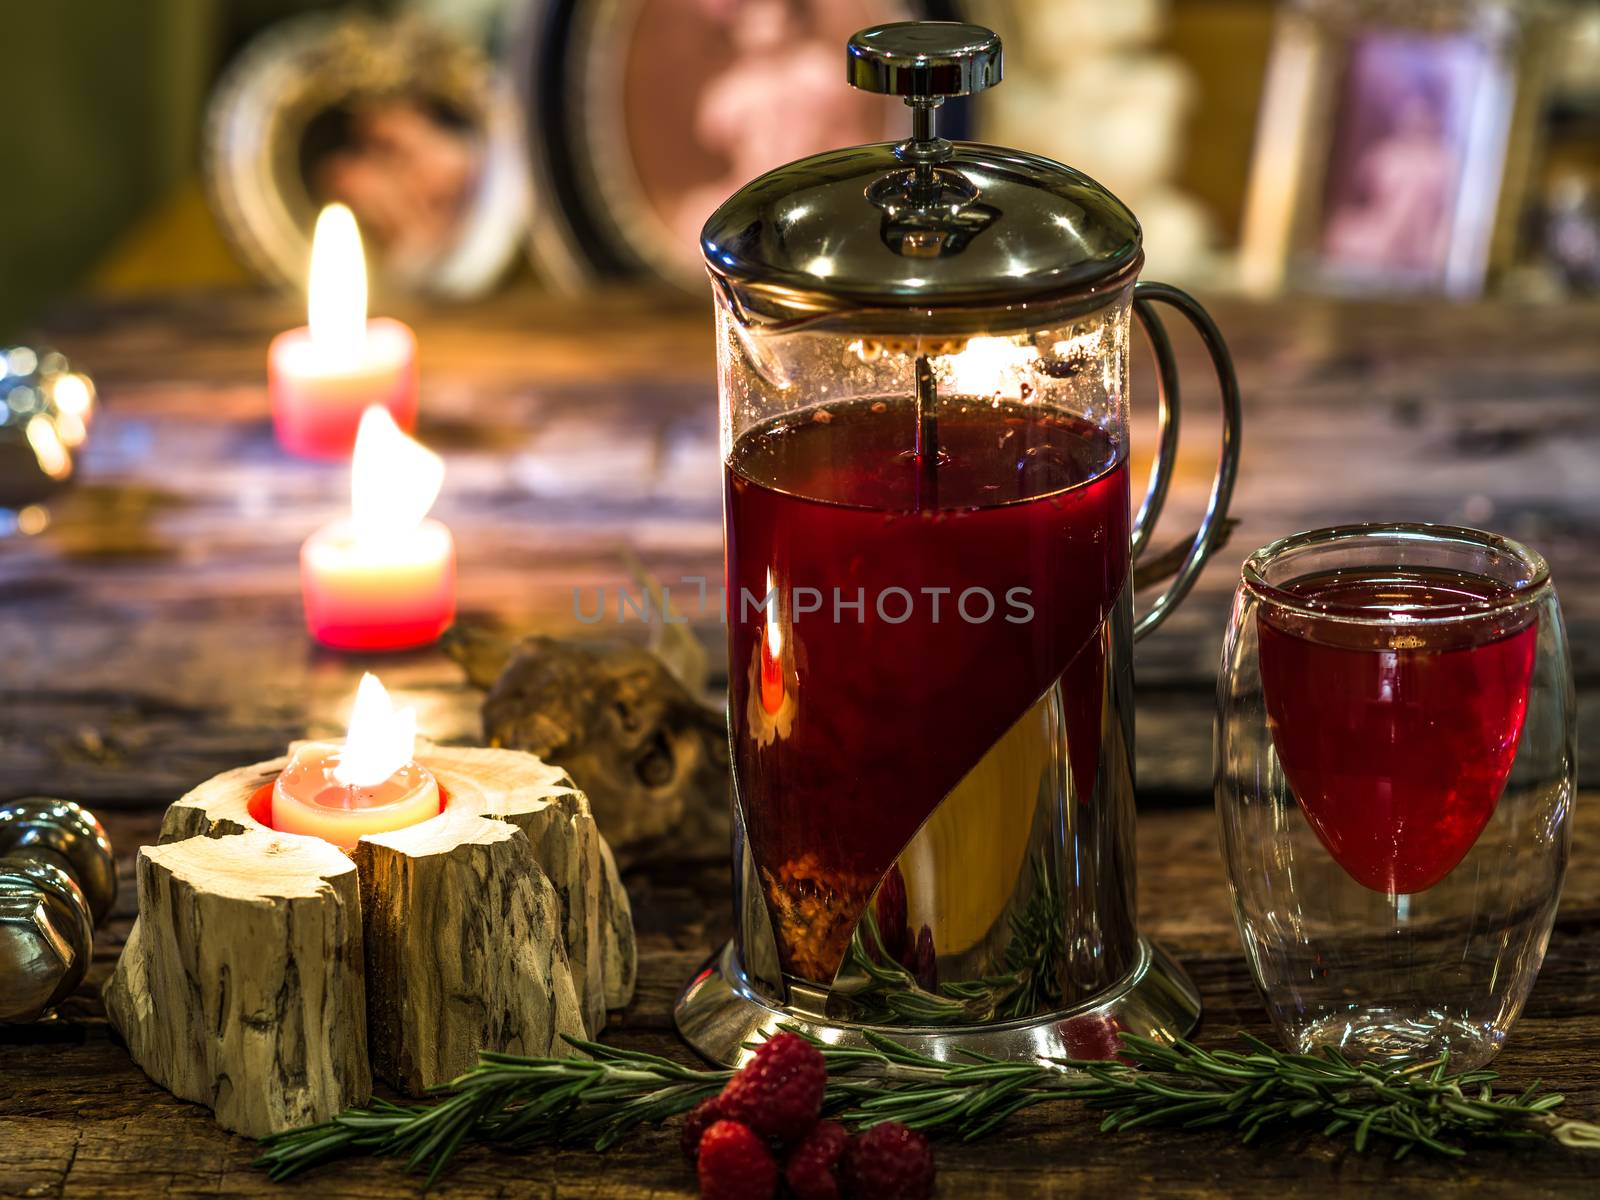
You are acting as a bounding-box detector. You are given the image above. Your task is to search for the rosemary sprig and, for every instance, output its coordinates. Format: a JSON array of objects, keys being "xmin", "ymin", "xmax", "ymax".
[
  {"xmin": 836, "ymin": 914, "xmax": 995, "ymax": 1025},
  {"xmin": 996, "ymin": 852, "xmax": 1064, "ymax": 1019},
  {"xmin": 255, "ymin": 1040, "xmax": 733, "ymax": 1187},
  {"xmin": 254, "ymin": 1031, "xmax": 1600, "ymax": 1184},
  {"xmin": 837, "ymin": 854, "xmax": 1064, "ymax": 1025}
]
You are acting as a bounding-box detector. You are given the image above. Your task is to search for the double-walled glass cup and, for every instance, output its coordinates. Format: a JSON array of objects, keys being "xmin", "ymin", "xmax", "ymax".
[{"xmin": 1216, "ymin": 523, "xmax": 1575, "ymax": 1069}]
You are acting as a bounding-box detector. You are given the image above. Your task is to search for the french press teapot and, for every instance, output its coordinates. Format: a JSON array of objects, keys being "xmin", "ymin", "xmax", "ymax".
[{"xmin": 677, "ymin": 22, "xmax": 1240, "ymax": 1064}]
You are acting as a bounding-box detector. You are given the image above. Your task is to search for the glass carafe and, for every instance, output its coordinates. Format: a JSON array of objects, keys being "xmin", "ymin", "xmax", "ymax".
[{"xmin": 676, "ymin": 22, "xmax": 1242, "ymax": 1064}]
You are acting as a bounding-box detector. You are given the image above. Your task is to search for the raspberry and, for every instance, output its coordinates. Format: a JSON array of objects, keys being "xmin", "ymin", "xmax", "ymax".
[
  {"xmin": 696, "ymin": 1119, "xmax": 777, "ymax": 1200},
  {"xmin": 784, "ymin": 1120, "xmax": 849, "ymax": 1200},
  {"xmin": 718, "ymin": 1032, "xmax": 827, "ymax": 1143},
  {"xmin": 680, "ymin": 1095, "xmax": 724, "ymax": 1162},
  {"xmin": 842, "ymin": 1121, "xmax": 936, "ymax": 1200},
  {"xmin": 1060, "ymin": 1013, "xmax": 1124, "ymax": 1062}
]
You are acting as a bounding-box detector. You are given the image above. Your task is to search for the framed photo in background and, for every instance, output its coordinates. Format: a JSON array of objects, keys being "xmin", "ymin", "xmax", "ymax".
[
  {"xmin": 515, "ymin": 0, "xmax": 968, "ymax": 293},
  {"xmin": 205, "ymin": 12, "xmax": 530, "ymax": 300},
  {"xmin": 1240, "ymin": 0, "xmax": 1549, "ymax": 297}
]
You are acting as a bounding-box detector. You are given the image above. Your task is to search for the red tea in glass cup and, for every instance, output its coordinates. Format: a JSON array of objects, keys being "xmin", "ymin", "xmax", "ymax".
[
  {"xmin": 1258, "ymin": 567, "xmax": 1539, "ymax": 894},
  {"xmin": 1219, "ymin": 523, "xmax": 1574, "ymax": 1069}
]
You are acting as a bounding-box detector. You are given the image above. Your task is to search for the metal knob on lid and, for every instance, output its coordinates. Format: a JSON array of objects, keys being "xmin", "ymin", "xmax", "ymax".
[
  {"xmin": 846, "ymin": 22, "xmax": 1002, "ymax": 100},
  {"xmin": 0, "ymin": 798, "xmax": 115, "ymax": 1023},
  {"xmin": 848, "ymin": 23, "xmax": 1002, "ymax": 164}
]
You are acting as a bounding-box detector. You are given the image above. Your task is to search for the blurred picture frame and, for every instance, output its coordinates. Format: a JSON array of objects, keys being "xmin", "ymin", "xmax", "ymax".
[
  {"xmin": 205, "ymin": 12, "xmax": 529, "ymax": 301},
  {"xmin": 514, "ymin": 0, "xmax": 966, "ymax": 293},
  {"xmin": 1240, "ymin": 0, "xmax": 1547, "ymax": 297}
]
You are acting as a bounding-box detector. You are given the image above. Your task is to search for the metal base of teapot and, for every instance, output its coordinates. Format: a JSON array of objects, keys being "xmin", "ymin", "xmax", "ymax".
[{"xmin": 674, "ymin": 937, "xmax": 1200, "ymax": 1067}]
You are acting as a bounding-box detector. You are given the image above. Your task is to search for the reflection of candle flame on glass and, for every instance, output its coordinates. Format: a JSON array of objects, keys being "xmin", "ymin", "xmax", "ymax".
[
  {"xmin": 308, "ymin": 203, "xmax": 369, "ymax": 367},
  {"xmin": 936, "ymin": 336, "xmax": 1038, "ymax": 400},
  {"xmin": 761, "ymin": 569, "xmax": 785, "ymax": 714},
  {"xmin": 1052, "ymin": 328, "xmax": 1103, "ymax": 359}
]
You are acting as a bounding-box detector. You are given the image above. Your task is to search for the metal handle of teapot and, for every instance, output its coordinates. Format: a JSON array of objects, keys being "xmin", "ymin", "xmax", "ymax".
[{"xmin": 1129, "ymin": 281, "xmax": 1243, "ymax": 641}]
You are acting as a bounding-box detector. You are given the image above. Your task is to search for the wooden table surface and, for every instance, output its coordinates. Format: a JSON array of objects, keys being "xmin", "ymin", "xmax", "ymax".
[{"xmin": 2, "ymin": 290, "xmax": 1597, "ymax": 1198}]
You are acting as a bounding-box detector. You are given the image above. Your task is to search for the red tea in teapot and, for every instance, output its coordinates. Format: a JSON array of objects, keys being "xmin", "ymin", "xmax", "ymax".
[{"xmin": 724, "ymin": 395, "xmax": 1129, "ymax": 980}]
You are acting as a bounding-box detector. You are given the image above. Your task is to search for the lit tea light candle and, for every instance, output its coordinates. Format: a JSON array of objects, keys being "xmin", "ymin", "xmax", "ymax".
[
  {"xmin": 271, "ymin": 673, "xmax": 443, "ymax": 847},
  {"xmin": 269, "ymin": 204, "xmax": 419, "ymax": 458},
  {"xmin": 301, "ymin": 406, "xmax": 455, "ymax": 650}
]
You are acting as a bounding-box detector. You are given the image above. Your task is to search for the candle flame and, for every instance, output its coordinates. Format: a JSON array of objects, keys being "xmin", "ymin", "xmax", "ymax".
[
  {"xmin": 351, "ymin": 406, "xmax": 444, "ymax": 545},
  {"xmin": 308, "ymin": 203, "xmax": 368, "ymax": 362},
  {"xmin": 334, "ymin": 672, "xmax": 417, "ymax": 788}
]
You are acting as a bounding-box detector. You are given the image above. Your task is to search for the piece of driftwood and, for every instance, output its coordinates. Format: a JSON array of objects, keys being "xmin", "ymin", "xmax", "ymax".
[
  {"xmin": 106, "ymin": 741, "xmax": 637, "ymax": 1129},
  {"xmin": 448, "ymin": 628, "xmax": 730, "ymax": 866},
  {"xmin": 100, "ymin": 831, "xmax": 371, "ymax": 1139},
  {"xmin": 353, "ymin": 806, "xmax": 587, "ymax": 1094},
  {"xmin": 597, "ymin": 836, "xmax": 637, "ymax": 1008},
  {"xmin": 353, "ymin": 742, "xmax": 622, "ymax": 1060},
  {"xmin": 159, "ymin": 743, "xmax": 635, "ymax": 1034}
]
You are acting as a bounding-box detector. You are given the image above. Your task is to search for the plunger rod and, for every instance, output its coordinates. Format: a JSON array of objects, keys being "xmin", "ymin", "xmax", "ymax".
[{"xmin": 914, "ymin": 353, "xmax": 939, "ymax": 510}]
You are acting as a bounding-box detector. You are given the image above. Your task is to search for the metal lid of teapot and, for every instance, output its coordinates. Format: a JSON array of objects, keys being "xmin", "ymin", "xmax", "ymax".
[{"xmin": 700, "ymin": 22, "xmax": 1143, "ymax": 325}]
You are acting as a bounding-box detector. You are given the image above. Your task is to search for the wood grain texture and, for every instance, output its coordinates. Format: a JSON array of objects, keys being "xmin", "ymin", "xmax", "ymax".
[
  {"xmin": 424, "ymin": 743, "xmax": 616, "ymax": 1034},
  {"xmin": 2, "ymin": 289, "xmax": 1598, "ymax": 1196},
  {"xmin": 100, "ymin": 831, "xmax": 371, "ymax": 1139},
  {"xmin": 357, "ymin": 741, "xmax": 632, "ymax": 1044},
  {"xmin": 155, "ymin": 744, "xmax": 636, "ymax": 1037},
  {"xmin": 130, "ymin": 742, "xmax": 637, "ymax": 1098},
  {"xmin": 354, "ymin": 806, "xmax": 587, "ymax": 1096},
  {"xmin": 4, "ymin": 802, "xmax": 1598, "ymax": 1199}
]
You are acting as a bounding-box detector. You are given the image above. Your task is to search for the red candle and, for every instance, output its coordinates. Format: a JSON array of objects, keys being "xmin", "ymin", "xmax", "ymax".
[
  {"xmin": 301, "ymin": 407, "xmax": 455, "ymax": 651},
  {"xmin": 269, "ymin": 205, "xmax": 419, "ymax": 459}
]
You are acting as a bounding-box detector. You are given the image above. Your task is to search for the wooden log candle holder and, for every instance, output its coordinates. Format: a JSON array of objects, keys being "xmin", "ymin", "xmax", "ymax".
[{"xmin": 103, "ymin": 741, "xmax": 637, "ymax": 1138}]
